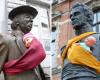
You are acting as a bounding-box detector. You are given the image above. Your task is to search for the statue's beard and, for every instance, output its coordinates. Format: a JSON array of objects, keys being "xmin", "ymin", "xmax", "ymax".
[
  {"xmin": 20, "ymin": 26, "xmax": 32, "ymax": 34},
  {"xmin": 20, "ymin": 23, "xmax": 32, "ymax": 33},
  {"xmin": 73, "ymin": 25, "xmax": 83, "ymax": 30},
  {"xmin": 73, "ymin": 25, "xmax": 81, "ymax": 30},
  {"xmin": 73, "ymin": 22, "xmax": 86, "ymax": 30}
]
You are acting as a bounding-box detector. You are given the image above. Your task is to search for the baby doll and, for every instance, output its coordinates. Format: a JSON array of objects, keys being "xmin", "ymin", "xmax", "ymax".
[
  {"xmin": 78, "ymin": 36, "xmax": 96, "ymax": 52},
  {"xmin": 23, "ymin": 32, "xmax": 34, "ymax": 48}
]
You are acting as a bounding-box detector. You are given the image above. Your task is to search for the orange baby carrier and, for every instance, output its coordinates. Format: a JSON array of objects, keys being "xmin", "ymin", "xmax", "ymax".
[{"xmin": 61, "ymin": 32, "xmax": 100, "ymax": 74}]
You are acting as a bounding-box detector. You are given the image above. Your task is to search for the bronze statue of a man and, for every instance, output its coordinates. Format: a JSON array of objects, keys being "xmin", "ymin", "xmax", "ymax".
[
  {"xmin": 61, "ymin": 3, "xmax": 100, "ymax": 80},
  {"xmin": 0, "ymin": 5, "xmax": 46, "ymax": 80}
]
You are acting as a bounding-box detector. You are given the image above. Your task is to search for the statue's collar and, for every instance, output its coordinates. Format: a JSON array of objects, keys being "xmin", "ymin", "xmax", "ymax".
[{"xmin": 11, "ymin": 30, "xmax": 24, "ymax": 37}]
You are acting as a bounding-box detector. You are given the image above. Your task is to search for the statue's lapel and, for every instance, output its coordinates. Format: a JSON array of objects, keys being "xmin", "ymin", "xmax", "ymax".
[{"xmin": 15, "ymin": 36, "xmax": 27, "ymax": 55}]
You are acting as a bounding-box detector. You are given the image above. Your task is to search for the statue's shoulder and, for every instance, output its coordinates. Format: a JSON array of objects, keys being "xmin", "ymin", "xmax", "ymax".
[
  {"xmin": 0, "ymin": 33, "xmax": 6, "ymax": 39},
  {"xmin": 92, "ymin": 33, "xmax": 100, "ymax": 41},
  {"xmin": 0, "ymin": 32, "xmax": 12, "ymax": 42},
  {"xmin": 0, "ymin": 32, "xmax": 10, "ymax": 37},
  {"xmin": 0, "ymin": 33, "xmax": 7, "ymax": 44},
  {"xmin": 60, "ymin": 45, "xmax": 66, "ymax": 54}
]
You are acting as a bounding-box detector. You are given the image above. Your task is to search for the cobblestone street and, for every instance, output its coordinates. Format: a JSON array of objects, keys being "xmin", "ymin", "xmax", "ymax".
[
  {"xmin": 52, "ymin": 68, "xmax": 61, "ymax": 80},
  {"xmin": 0, "ymin": 72, "xmax": 4, "ymax": 80},
  {"xmin": 52, "ymin": 72, "xmax": 61, "ymax": 80}
]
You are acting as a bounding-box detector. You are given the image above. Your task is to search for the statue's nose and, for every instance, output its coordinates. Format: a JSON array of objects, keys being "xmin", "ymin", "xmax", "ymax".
[
  {"xmin": 70, "ymin": 14, "xmax": 74, "ymax": 20},
  {"xmin": 71, "ymin": 16, "xmax": 75, "ymax": 21}
]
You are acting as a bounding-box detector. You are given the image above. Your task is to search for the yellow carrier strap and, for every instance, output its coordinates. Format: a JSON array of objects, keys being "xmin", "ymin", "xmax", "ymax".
[
  {"xmin": 68, "ymin": 32, "xmax": 96, "ymax": 46},
  {"xmin": 61, "ymin": 32, "xmax": 96, "ymax": 64}
]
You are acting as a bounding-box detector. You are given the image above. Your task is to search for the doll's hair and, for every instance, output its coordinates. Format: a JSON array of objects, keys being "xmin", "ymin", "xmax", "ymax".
[{"xmin": 23, "ymin": 32, "xmax": 34, "ymax": 41}]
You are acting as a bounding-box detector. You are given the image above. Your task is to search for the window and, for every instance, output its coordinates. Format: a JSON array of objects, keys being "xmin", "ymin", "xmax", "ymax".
[
  {"xmin": 93, "ymin": 10, "xmax": 100, "ymax": 33},
  {"xmin": 33, "ymin": 24, "xmax": 38, "ymax": 27},
  {"xmin": 52, "ymin": 26, "xmax": 56, "ymax": 32},
  {"xmin": 52, "ymin": 0, "xmax": 58, "ymax": 5},
  {"xmin": 51, "ymin": 39, "xmax": 55, "ymax": 43},
  {"xmin": 51, "ymin": 26, "xmax": 56, "ymax": 43},
  {"xmin": 41, "ymin": 23, "xmax": 48, "ymax": 28},
  {"xmin": 44, "ymin": 39, "xmax": 50, "ymax": 51}
]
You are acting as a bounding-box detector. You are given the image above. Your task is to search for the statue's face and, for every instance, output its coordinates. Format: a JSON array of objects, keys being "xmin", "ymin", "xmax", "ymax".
[
  {"xmin": 16, "ymin": 13, "xmax": 33, "ymax": 33},
  {"xmin": 70, "ymin": 7, "xmax": 87, "ymax": 30}
]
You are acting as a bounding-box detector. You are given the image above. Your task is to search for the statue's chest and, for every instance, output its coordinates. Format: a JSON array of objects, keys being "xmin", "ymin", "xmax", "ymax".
[{"xmin": 91, "ymin": 34, "xmax": 100, "ymax": 61}]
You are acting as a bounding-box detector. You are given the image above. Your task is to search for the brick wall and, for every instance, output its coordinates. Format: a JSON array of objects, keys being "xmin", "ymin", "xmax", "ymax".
[{"xmin": 52, "ymin": 0, "xmax": 78, "ymax": 54}]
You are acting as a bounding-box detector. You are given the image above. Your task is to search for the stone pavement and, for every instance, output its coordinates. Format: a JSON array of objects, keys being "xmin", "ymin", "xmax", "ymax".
[
  {"xmin": 43, "ymin": 67, "xmax": 50, "ymax": 80},
  {"xmin": 52, "ymin": 72, "xmax": 61, "ymax": 80},
  {"xmin": 52, "ymin": 68, "xmax": 61, "ymax": 80},
  {"xmin": 0, "ymin": 72, "xmax": 4, "ymax": 80}
]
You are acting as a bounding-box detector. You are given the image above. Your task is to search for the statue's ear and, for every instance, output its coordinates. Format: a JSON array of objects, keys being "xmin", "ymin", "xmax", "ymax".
[
  {"xmin": 16, "ymin": 22, "xmax": 21, "ymax": 29},
  {"xmin": 17, "ymin": 25, "xmax": 23, "ymax": 30},
  {"xmin": 86, "ymin": 14, "xmax": 93, "ymax": 25},
  {"xmin": 11, "ymin": 22, "xmax": 19, "ymax": 30}
]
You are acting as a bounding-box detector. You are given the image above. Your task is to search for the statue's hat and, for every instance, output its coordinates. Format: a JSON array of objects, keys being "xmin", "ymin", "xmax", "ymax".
[{"xmin": 8, "ymin": 5, "xmax": 38, "ymax": 20}]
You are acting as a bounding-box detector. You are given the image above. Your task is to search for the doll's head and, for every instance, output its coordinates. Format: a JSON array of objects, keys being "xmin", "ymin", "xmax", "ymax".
[
  {"xmin": 84, "ymin": 36, "xmax": 96, "ymax": 47},
  {"xmin": 23, "ymin": 32, "xmax": 33, "ymax": 48}
]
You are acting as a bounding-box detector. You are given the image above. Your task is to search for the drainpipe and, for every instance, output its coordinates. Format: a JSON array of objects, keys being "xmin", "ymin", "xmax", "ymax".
[{"xmin": 0, "ymin": 0, "xmax": 8, "ymax": 32}]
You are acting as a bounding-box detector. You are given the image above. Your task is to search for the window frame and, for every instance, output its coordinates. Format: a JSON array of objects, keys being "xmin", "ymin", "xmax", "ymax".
[{"xmin": 93, "ymin": 9, "xmax": 100, "ymax": 33}]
